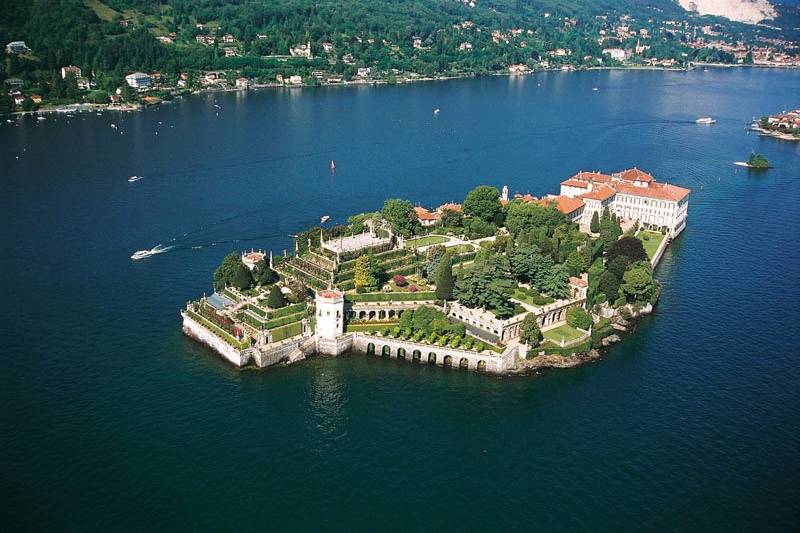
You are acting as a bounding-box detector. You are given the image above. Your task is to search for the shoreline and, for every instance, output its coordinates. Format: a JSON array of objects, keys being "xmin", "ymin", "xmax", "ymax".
[{"xmin": 6, "ymin": 63, "xmax": 797, "ymax": 120}]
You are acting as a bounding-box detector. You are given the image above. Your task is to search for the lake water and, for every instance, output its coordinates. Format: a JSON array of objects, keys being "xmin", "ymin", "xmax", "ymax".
[{"xmin": 1, "ymin": 68, "xmax": 799, "ymax": 531}]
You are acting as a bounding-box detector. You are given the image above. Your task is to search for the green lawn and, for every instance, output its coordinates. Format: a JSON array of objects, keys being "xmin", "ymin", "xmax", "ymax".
[
  {"xmin": 84, "ymin": 0, "xmax": 120, "ymax": 21},
  {"xmin": 637, "ymin": 230, "xmax": 665, "ymax": 260},
  {"xmin": 407, "ymin": 235, "xmax": 448, "ymax": 248},
  {"xmin": 542, "ymin": 324, "xmax": 586, "ymax": 344},
  {"xmin": 513, "ymin": 289, "xmax": 554, "ymax": 307}
]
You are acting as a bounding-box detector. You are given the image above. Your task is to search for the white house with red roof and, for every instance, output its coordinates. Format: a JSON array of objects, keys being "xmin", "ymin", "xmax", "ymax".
[{"xmin": 559, "ymin": 168, "xmax": 690, "ymax": 237}]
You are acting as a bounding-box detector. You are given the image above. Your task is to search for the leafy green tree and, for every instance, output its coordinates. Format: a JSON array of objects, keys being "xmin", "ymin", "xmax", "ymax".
[
  {"xmin": 519, "ymin": 313, "xmax": 542, "ymax": 347},
  {"xmin": 463, "ymin": 185, "xmax": 501, "ymax": 222},
  {"xmin": 590, "ymin": 211, "xmax": 600, "ymax": 233},
  {"xmin": 252, "ymin": 259, "xmax": 277, "ymax": 285},
  {"xmin": 607, "ymin": 236, "xmax": 648, "ymax": 264},
  {"xmin": 566, "ymin": 307, "xmax": 592, "ymax": 330},
  {"xmin": 213, "ymin": 252, "xmax": 252, "ymax": 290},
  {"xmin": 509, "ymin": 244, "xmax": 552, "ymax": 286},
  {"xmin": 564, "ymin": 248, "xmax": 589, "ymax": 277},
  {"xmin": 439, "ymin": 208, "xmax": 463, "ymax": 228},
  {"xmin": 434, "ymin": 252, "xmax": 454, "ymax": 300},
  {"xmin": 606, "ymin": 255, "xmax": 630, "ymax": 280},
  {"xmin": 597, "ymin": 270, "xmax": 621, "ymax": 301},
  {"xmin": 381, "ymin": 198, "xmax": 418, "ymax": 236},
  {"xmin": 505, "ymin": 200, "xmax": 566, "ymax": 237},
  {"xmin": 267, "ymin": 285, "xmax": 286, "ymax": 308},
  {"xmin": 465, "ymin": 217, "xmax": 495, "ymax": 239},
  {"xmin": 354, "ymin": 253, "xmax": 380, "ymax": 292},
  {"xmin": 621, "ymin": 263, "xmax": 657, "ymax": 303},
  {"xmin": 541, "ymin": 264, "xmax": 570, "ymax": 299},
  {"xmin": 454, "ymin": 253, "xmax": 515, "ymax": 317},
  {"xmin": 399, "ymin": 309, "xmax": 414, "ymax": 330}
]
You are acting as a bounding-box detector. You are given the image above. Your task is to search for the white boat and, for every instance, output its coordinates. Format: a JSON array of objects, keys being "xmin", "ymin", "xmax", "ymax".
[
  {"xmin": 695, "ymin": 117, "xmax": 716, "ymax": 124},
  {"xmin": 320, "ymin": 215, "xmax": 330, "ymax": 224},
  {"xmin": 433, "ymin": 108, "xmax": 440, "ymax": 115},
  {"xmin": 592, "ymin": 87, "xmax": 599, "ymax": 91},
  {"xmin": 128, "ymin": 175, "xmax": 143, "ymax": 182},
  {"xmin": 131, "ymin": 244, "xmax": 169, "ymax": 260}
]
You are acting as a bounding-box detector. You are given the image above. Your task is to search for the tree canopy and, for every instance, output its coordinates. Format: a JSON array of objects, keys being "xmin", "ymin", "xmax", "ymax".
[
  {"xmin": 606, "ymin": 236, "xmax": 648, "ymax": 264},
  {"xmin": 381, "ymin": 198, "xmax": 418, "ymax": 237},
  {"xmin": 213, "ymin": 252, "xmax": 252, "ymax": 290},
  {"xmin": 463, "ymin": 186, "xmax": 501, "ymax": 222}
]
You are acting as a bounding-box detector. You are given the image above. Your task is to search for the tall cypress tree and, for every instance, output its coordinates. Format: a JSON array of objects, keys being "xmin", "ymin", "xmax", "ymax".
[
  {"xmin": 434, "ymin": 252, "xmax": 454, "ymax": 300},
  {"xmin": 590, "ymin": 211, "xmax": 600, "ymax": 233}
]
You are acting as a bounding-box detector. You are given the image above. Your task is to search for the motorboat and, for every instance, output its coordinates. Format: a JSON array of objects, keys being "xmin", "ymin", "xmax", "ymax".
[
  {"xmin": 695, "ymin": 117, "xmax": 716, "ymax": 124},
  {"xmin": 131, "ymin": 244, "xmax": 169, "ymax": 260},
  {"xmin": 128, "ymin": 175, "xmax": 143, "ymax": 182}
]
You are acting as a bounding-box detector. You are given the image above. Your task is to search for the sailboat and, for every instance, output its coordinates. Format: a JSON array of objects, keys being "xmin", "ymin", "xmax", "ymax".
[{"xmin": 330, "ymin": 160, "xmax": 336, "ymax": 173}]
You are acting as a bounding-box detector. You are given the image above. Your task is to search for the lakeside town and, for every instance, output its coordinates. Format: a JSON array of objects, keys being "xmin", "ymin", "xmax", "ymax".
[
  {"xmin": 3, "ymin": 4, "xmax": 799, "ymax": 114},
  {"xmin": 179, "ymin": 167, "xmax": 690, "ymax": 375},
  {"xmin": 751, "ymin": 107, "xmax": 800, "ymax": 141}
]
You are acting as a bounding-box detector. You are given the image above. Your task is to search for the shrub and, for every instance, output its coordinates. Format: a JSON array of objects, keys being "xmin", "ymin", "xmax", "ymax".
[
  {"xmin": 595, "ymin": 292, "xmax": 607, "ymax": 304},
  {"xmin": 473, "ymin": 341, "xmax": 485, "ymax": 352},
  {"xmin": 460, "ymin": 337, "xmax": 473, "ymax": 350},
  {"xmin": 393, "ymin": 274, "xmax": 407, "ymax": 287},
  {"xmin": 614, "ymin": 296, "xmax": 627, "ymax": 308},
  {"xmin": 567, "ymin": 307, "xmax": 593, "ymax": 330},
  {"xmin": 408, "ymin": 284, "xmax": 418, "ymax": 292},
  {"xmin": 267, "ymin": 285, "xmax": 286, "ymax": 308},
  {"xmin": 437, "ymin": 335, "xmax": 449, "ymax": 346},
  {"xmin": 449, "ymin": 336, "xmax": 462, "ymax": 348},
  {"xmin": 391, "ymin": 326, "xmax": 401, "ymax": 337}
]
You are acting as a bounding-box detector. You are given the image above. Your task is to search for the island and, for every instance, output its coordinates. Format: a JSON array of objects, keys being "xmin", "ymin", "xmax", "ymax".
[
  {"xmin": 735, "ymin": 151, "xmax": 770, "ymax": 168},
  {"xmin": 751, "ymin": 109, "xmax": 800, "ymax": 141},
  {"xmin": 181, "ymin": 168, "xmax": 690, "ymax": 375}
]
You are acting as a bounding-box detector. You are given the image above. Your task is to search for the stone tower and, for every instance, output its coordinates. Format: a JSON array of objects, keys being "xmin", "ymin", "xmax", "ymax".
[
  {"xmin": 315, "ymin": 289, "xmax": 344, "ymax": 340},
  {"xmin": 501, "ymin": 185, "xmax": 509, "ymax": 203}
]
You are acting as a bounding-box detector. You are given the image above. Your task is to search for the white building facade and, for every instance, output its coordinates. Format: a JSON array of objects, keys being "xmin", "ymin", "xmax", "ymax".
[{"xmin": 559, "ymin": 168, "xmax": 690, "ymax": 237}]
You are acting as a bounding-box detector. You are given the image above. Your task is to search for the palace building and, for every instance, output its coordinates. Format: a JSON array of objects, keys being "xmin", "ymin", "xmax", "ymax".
[{"xmin": 557, "ymin": 168, "xmax": 690, "ymax": 237}]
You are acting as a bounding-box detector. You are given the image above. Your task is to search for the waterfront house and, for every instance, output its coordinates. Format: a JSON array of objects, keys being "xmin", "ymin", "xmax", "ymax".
[
  {"xmin": 125, "ymin": 72, "xmax": 151, "ymax": 89},
  {"xmin": 602, "ymin": 48, "xmax": 627, "ymax": 61},
  {"xmin": 235, "ymin": 77, "xmax": 250, "ymax": 89}
]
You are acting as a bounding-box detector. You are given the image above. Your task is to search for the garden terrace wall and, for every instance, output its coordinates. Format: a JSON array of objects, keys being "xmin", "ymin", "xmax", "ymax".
[{"xmin": 345, "ymin": 291, "xmax": 437, "ymax": 302}]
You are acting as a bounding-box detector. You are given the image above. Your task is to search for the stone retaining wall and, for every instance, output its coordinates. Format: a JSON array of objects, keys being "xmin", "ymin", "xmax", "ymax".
[
  {"xmin": 182, "ymin": 312, "xmax": 247, "ymax": 367},
  {"xmin": 350, "ymin": 333, "xmax": 518, "ymax": 374}
]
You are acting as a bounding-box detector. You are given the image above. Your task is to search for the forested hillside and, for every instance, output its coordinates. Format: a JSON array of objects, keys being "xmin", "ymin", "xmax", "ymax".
[{"xmin": 1, "ymin": 0, "xmax": 797, "ymax": 112}]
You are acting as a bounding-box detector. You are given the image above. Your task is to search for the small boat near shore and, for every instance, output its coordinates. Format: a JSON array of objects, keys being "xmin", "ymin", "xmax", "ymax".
[
  {"xmin": 695, "ymin": 117, "xmax": 716, "ymax": 124},
  {"xmin": 320, "ymin": 215, "xmax": 330, "ymax": 224}
]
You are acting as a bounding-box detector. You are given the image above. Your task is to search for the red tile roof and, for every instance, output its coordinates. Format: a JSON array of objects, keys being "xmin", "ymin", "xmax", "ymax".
[
  {"xmin": 537, "ymin": 195, "xmax": 585, "ymax": 215},
  {"xmin": 615, "ymin": 182, "xmax": 690, "ymax": 202},
  {"xmin": 437, "ymin": 202, "xmax": 462, "ymax": 213},
  {"xmin": 616, "ymin": 168, "xmax": 654, "ymax": 182},
  {"xmin": 561, "ymin": 178, "xmax": 590, "ymax": 188},
  {"xmin": 413, "ymin": 206, "xmax": 439, "ymax": 221},
  {"xmin": 513, "ymin": 193, "xmax": 538, "ymax": 203},
  {"xmin": 319, "ymin": 290, "xmax": 343, "ymax": 299},
  {"xmin": 579, "ymin": 184, "xmax": 616, "ymax": 202},
  {"xmin": 569, "ymin": 276, "xmax": 588, "ymax": 288}
]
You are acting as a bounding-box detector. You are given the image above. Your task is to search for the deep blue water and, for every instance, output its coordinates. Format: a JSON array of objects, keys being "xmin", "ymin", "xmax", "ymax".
[{"xmin": 1, "ymin": 68, "xmax": 799, "ymax": 531}]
